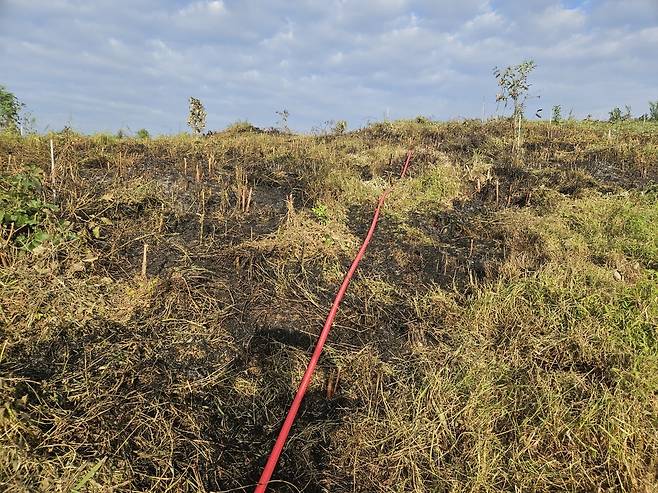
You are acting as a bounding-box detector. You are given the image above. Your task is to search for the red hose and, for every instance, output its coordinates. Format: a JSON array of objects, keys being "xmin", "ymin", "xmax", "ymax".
[{"xmin": 254, "ymin": 150, "xmax": 414, "ymax": 493}]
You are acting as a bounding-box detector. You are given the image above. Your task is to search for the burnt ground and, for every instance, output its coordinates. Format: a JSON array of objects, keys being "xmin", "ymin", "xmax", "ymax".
[{"xmin": 1, "ymin": 122, "xmax": 657, "ymax": 492}]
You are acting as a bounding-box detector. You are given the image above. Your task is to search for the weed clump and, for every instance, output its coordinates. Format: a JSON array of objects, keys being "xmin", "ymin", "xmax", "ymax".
[{"xmin": 0, "ymin": 166, "xmax": 75, "ymax": 252}]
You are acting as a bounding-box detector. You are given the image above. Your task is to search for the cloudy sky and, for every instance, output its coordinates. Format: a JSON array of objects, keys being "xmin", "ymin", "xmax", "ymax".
[{"xmin": 1, "ymin": 0, "xmax": 657, "ymax": 134}]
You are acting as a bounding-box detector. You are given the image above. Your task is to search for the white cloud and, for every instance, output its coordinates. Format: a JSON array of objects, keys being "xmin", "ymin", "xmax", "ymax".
[
  {"xmin": 328, "ymin": 51, "xmax": 344, "ymax": 64},
  {"xmin": 532, "ymin": 5, "xmax": 585, "ymax": 32},
  {"xmin": 240, "ymin": 69, "xmax": 261, "ymax": 81},
  {"xmin": 591, "ymin": 0, "xmax": 658, "ymax": 28},
  {"xmin": 460, "ymin": 10, "xmax": 509, "ymax": 38},
  {"xmin": 260, "ymin": 23, "xmax": 295, "ymax": 48},
  {"xmin": 178, "ymin": 0, "xmax": 226, "ymax": 17},
  {"xmin": 1, "ymin": 0, "xmax": 657, "ymax": 132}
]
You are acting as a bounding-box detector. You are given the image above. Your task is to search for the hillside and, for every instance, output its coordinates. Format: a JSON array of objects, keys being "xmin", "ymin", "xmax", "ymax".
[{"xmin": 1, "ymin": 120, "xmax": 657, "ymax": 492}]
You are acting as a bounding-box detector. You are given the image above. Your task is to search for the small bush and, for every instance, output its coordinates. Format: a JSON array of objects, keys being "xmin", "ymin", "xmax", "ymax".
[
  {"xmin": 225, "ymin": 120, "xmax": 260, "ymax": 133},
  {"xmin": 136, "ymin": 128, "xmax": 150, "ymax": 139},
  {"xmin": 0, "ymin": 167, "xmax": 72, "ymax": 250},
  {"xmin": 609, "ymin": 105, "xmax": 632, "ymax": 123},
  {"xmin": 187, "ymin": 97, "xmax": 207, "ymax": 134},
  {"xmin": 493, "ymin": 59, "xmax": 536, "ymax": 119},
  {"xmin": 275, "ymin": 109, "xmax": 290, "ymax": 133},
  {"xmin": 311, "ymin": 203, "xmax": 329, "ymax": 224},
  {"xmin": 333, "ymin": 120, "xmax": 348, "ymax": 135},
  {"xmin": 551, "ymin": 105, "xmax": 562, "ymax": 123},
  {"xmin": 0, "ymin": 85, "xmax": 24, "ymax": 133},
  {"xmin": 649, "ymin": 100, "xmax": 658, "ymax": 122}
]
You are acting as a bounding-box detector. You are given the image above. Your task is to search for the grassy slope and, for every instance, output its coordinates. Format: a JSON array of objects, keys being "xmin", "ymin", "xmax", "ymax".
[{"xmin": 0, "ymin": 120, "xmax": 657, "ymax": 492}]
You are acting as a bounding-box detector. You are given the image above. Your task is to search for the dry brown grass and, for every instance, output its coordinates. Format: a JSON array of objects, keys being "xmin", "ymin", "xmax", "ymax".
[{"xmin": 1, "ymin": 120, "xmax": 657, "ymax": 491}]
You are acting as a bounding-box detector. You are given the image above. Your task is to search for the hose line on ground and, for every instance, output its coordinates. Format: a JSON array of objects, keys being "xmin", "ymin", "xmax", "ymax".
[{"xmin": 254, "ymin": 149, "xmax": 414, "ymax": 493}]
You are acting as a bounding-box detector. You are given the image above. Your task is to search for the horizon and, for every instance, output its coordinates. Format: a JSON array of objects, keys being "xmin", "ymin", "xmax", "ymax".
[{"xmin": 1, "ymin": 0, "xmax": 657, "ymax": 134}]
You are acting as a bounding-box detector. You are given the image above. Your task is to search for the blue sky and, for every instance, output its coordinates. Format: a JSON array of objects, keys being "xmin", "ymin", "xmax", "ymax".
[{"xmin": 1, "ymin": 0, "xmax": 657, "ymax": 134}]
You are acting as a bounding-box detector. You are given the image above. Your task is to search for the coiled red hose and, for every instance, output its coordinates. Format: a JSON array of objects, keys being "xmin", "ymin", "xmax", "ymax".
[{"xmin": 254, "ymin": 150, "xmax": 414, "ymax": 493}]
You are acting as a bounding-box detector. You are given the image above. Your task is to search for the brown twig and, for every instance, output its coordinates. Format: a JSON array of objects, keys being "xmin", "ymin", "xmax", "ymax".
[{"xmin": 141, "ymin": 243, "xmax": 148, "ymax": 278}]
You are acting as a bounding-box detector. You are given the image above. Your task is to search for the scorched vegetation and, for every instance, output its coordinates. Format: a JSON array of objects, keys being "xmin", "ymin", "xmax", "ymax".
[{"xmin": 1, "ymin": 119, "xmax": 657, "ymax": 492}]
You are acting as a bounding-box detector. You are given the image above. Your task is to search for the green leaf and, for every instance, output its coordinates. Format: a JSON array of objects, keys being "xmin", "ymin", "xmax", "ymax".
[{"xmin": 71, "ymin": 457, "xmax": 106, "ymax": 493}]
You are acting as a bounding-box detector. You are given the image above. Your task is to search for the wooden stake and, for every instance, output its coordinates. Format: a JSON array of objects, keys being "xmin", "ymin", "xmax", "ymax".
[
  {"xmin": 184, "ymin": 157, "xmax": 187, "ymax": 175},
  {"xmin": 208, "ymin": 154, "xmax": 215, "ymax": 175},
  {"xmin": 141, "ymin": 243, "xmax": 148, "ymax": 278},
  {"xmin": 195, "ymin": 162, "xmax": 201, "ymax": 183},
  {"xmin": 199, "ymin": 189, "xmax": 206, "ymax": 241},
  {"xmin": 469, "ymin": 238, "xmax": 474, "ymax": 258},
  {"xmin": 495, "ymin": 179, "xmax": 500, "ymax": 206},
  {"xmin": 516, "ymin": 115, "xmax": 522, "ymax": 159},
  {"xmin": 50, "ymin": 139, "xmax": 56, "ymax": 185},
  {"xmin": 286, "ymin": 194, "xmax": 294, "ymax": 223},
  {"xmin": 246, "ymin": 187, "xmax": 253, "ymax": 213}
]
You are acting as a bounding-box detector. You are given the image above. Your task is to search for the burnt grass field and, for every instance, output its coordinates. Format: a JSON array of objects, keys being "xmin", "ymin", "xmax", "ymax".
[{"xmin": 1, "ymin": 120, "xmax": 657, "ymax": 492}]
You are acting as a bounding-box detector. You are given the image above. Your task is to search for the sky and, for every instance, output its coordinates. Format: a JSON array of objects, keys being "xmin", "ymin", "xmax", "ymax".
[{"xmin": 0, "ymin": 0, "xmax": 657, "ymax": 134}]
